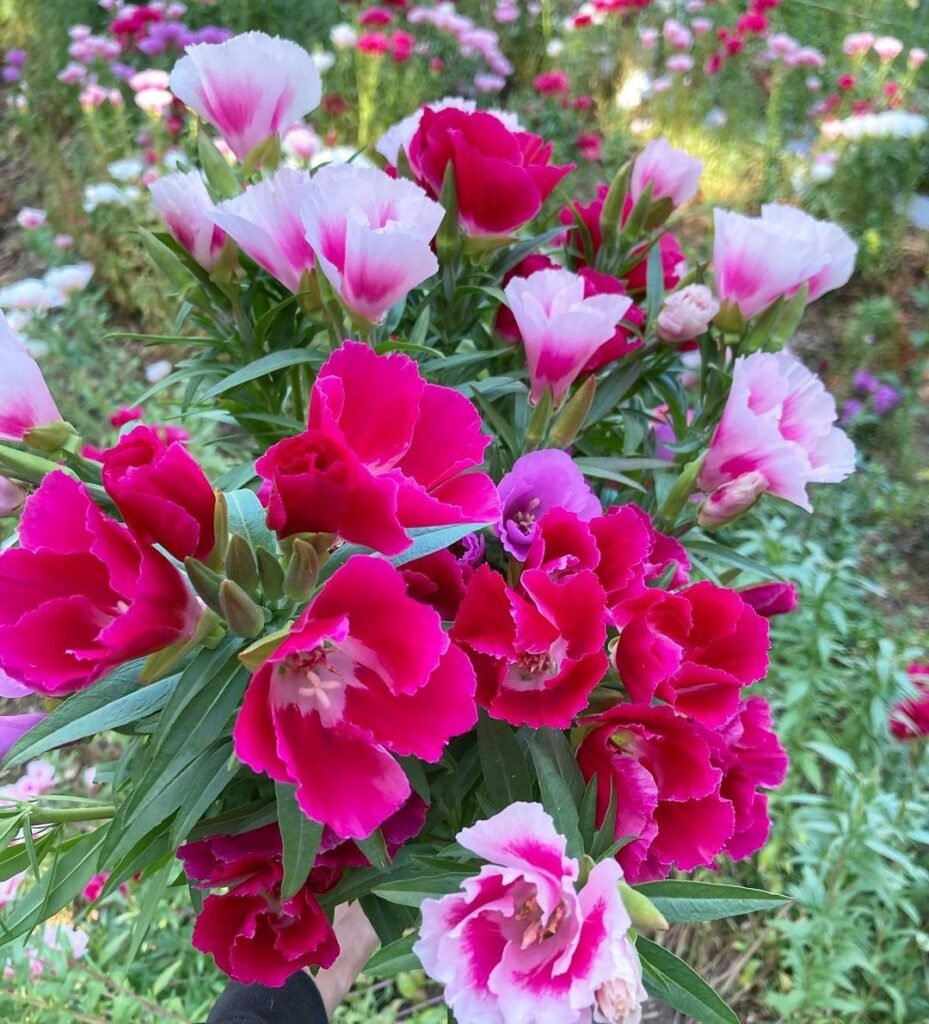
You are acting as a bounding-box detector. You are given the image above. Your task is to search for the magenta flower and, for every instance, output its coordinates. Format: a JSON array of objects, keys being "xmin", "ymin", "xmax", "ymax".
[
  {"xmin": 496, "ymin": 449, "xmax": 600, "ymax": 560},
  {"xmin": 0, "ymin": 473, "xmax": 201, "ymax": 696},
  {"xmin": 301, "ymin": 165, "xmax": 443, "ymax": 324},
  {"xmin": 0, "ymin": 311, "xmax": 61, "ymax": 442},
  {"xmin": 149, "ymin": 171, "xmax": 227, "ymax": 272},
  {"xmin": 699, "ymin": 351, "xmax": 856, "ymax": 513},
  {"xmin": 234, "ymin": 556, "xmax": 477, "ymax": 839},
  {"xmin": 631, "ymin": 139, "xmax": 702, "ymax": 207},
  {"xmin": 739, "ymin": 581, "xmax": 799, "ymax": 618},
  {"xmin": 211, "ymin": 168, "xmax": 316, "ymax": 293},
  {"xmin": 414, "ymin": 802, "xmax": 644, "ymax": 1024},
  {"xmin": 503, "ymin": 268, "xmax": 632, "ymax": 404},
  {"xmin": 169, "ymin": 31, "xmax": 322, "ymax": 160}
]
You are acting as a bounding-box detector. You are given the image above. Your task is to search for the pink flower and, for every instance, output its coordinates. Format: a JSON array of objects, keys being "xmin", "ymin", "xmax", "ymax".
[
  {"xmin": 612, "ymin": 580, "xmax": 770, "ymax": 727},
  {"xmin": 234, "ymin": 555, "xmax": 477, "ymax": 839},
  {"xmin": 0, "ymin": 312, "xmax": 61, "ymax": 441},
  {"xmin": 257, "ymin": 342, "xmax": 499, "ymax": 554},
  {"xmin": 101, "ymin": 424, "xmax": 217, "ymax": 561},
  {"xmin": 0, "ymin": 713, "xmax": 46, "ymax": 761},
  {"xmin": 699, "ymin": 351, "xmax": 856, "ymax": 513},
  {"xmin": 631, "ymin": 139, "xmax": 702, "ymax": 208},
  {"xmin": 842, "ymin": 32, "xmax": 874, "ymax": 57},
  {"xmin": 503, "ymin": 268, "xmax": 632, "ymax": 404},
  {"xmin": 169, "ymin": 31, "xmax": 322, "ymax": 159},
  {"xmin": 81, "ymin": 872, "xmax": 110, "ymax": 903},
  {"xmin": 0, "ymin": 477, "xmax": 25, "ymax": 517},
  {"xmin": 533, "ymin": 70, "xmax": 571, "ymax": 95},
  {"xmin": 408, "ymin": 108, "xmax": 574, "ymax": 236},
  {"xmin": 0, "ymin": 472, "xmax": 200, "ymax": 695},
  {"xmin": 178, "ymin": 825, "xmax": 339, "ymax": 986},
  {"xmin": 908, "ymin": 48, "xmax": 927, "ymax": 71},
  {"xmin": 739, "ymin": 581, "xmax": 799, "ymax": 617},
  {"xmin": 657, "ymin": 284, "xmax": 719, "ymax": 342},
  {"xmin": 149, "ymin": 171, "xmax": 227, "ymax": 272},
  {"xmin": 53, "ymin": 234, "xmax": 74, "ymax": 251},
  {"xmin": 667, "ymin": 54, "xmax": 694, "ymax": 73},
  {"xmin": 760, "ymin": 204, "xmax": 857, "ymax": 303},
  {"xmin": 697, "ymin": 470, "xmax": 768, "ymax": 528},
  {"xmin": 414, "ymin": 802, "xmax": 644, "ymax": 1024},
  {"xmin": 16, "ymin": 207, "xmax": 46, "ymax": 230},
  {"xmin": 210, "ymin": 167, "xmax": 316, "ymax": 292},
  {"xmin": 301, "ymin": 165, "xmax": 443, "ymax": 324},
  {"xmin": 890, "ymin": 664, "xmax": 929, "ymax": 741},
  {"xmin": 135, "ymin": 87, "xmax": 174, "ymax": 116},
  {"xmin": 452, "ymin": 562, "xmax": 608, "ymax": 728},
  {"xmin": 873, "ymin": 36, "xmax": 903, "ymax": 62}
]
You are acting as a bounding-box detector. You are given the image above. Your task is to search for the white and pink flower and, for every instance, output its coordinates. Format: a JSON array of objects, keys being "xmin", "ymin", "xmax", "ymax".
[
  {"xmin": 631, "ymin": 139, "xmax": 702, "ymax": 208},
  {"xmin": 414, "ymin": 802, "xmax": 645, "ymax": 1024},
  {"xmin": 150, "ymin": 171, "xmax": 227, "ymax": 272},
  {"xmin": 657, "ymin": 284, "xmax": 719, "ymax": 342},
  {"xmin": 169, "ymin": 31, "xmax": 321, "ymax": 160},
  {"xmin": 301, "ymin": 164, "xmax": 443, "ymax": 324},
  {"xmin": 0, "ymin": 312, "xmax": 61, "ymax": 442}
]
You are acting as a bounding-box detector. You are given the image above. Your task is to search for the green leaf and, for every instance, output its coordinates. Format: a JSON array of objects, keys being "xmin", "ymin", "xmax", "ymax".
[
  {"xmin": 373, "ymin": 870, "xmax": 471, "ymax": 908},
  {"xmin": 199, "ymin": 349, "xmax": 323, "ymax": 402},
  {"xmin": 225, "ymin": 488, "xmax": 276, "ymax": 555},
  {"xmin": 168, "ymin": 741, "xmax": 238, "ymax": 846},
  {"xmin": 635, "ymin": 881, "xmax": 790, "ymax": 922},
  {"xmin": 637, "ymin": 936, "xmax": 739, "ymax": 1024},
  {"xmin": 275, "ymin": 783, "xmax": 324, "ymax": 902},
  {"xmin": 321, "ymin": 523, "xmax": 491, "ymax": 582},
  {"xmin": 589, "ymin": 782, "xmax": 617, "ymax": 860},
  {"xmin": 529, "ymin": 739, "xmax": 583, "ymax": 860},
  {"xmin": 530, "ymin": 728, "xmax": 585, "ymax": 805},
  {"xmin": 4, "ymin": 661, "xmax": 179, "ymax": 768},
  {"xmin": 645, "ymin": 240, "xmax": 665, "ymax": 324},
  {"xmin": 356, "ymin": 829, "xmax": 390, "ymax": 870},
  {"xmin": 125, "ymin": 858, "xmax": 175, "ymax": 966},
  {"xmin": 477, "ymin": 714, "xmax": 533, "ymax": 811},
  {"xmin": 493, "ymin": 226, "xmax": 565, "ymax": 277},
  {"xmin": 364, "ymin": 933, "xmax": 419, "ymax": 978},
  {"xmin": 588, "ymin": 362, "xmax": 642, "ymax": 425},
  {"xmin": 684, "ymin": 538, "xmax": 784, "ymax": 581}
]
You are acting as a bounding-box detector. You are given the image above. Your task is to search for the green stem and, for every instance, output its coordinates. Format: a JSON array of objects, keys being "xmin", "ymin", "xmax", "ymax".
[
  {"xmin": 23, "ymin": 806, "xmax": 115, "ymax": 825},
  {"xmin": 290, "ymin": 366, "xmax": 305, "ymax": 422}
]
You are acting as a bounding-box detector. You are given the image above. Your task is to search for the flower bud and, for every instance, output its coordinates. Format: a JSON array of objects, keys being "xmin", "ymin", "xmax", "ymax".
[
  {"xmin": 549, "ymin": 375, "xmax": 596, "ymax": 448},
  {"xmin": 184, "ymin": 557, "xmax": 225, "ymax": 615},
  {"xmin": 226, "ymin": 533, "xmax": 260, "ymax": 595},
  {"xmin": 657, "ymin": 284, "xmax": 720, "ymax": 343},
  {"xmin": 219, "ymin": 579, "xmax": 266, "ymax": 638},
  {"xmin": 23, "ymin": 420, "xmax": 78, "ymax": 453},
  {"xmin": 283, "ymin": 537, "xmax": 320, "ymax": 603},
  {"xmin": 618, "ymin": 881, "xmax": 669, "ymax": 931},
  {"xmin": 739, "ymin": 581, "xmax": 799, "ymax": 617},
  {"xmin": 256, "ymin": 547, "xmax": 285, "ymax": 602},
  {"xmin": 698, "ymin": 470, "xmax": 767, "ymax": 528}
]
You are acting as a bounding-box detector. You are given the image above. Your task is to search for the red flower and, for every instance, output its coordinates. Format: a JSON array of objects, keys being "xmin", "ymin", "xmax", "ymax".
[
  {"xmin": 837, "ymin": 73, "xmax": 856, "ymax": 91},
  {"xmin": 408, "ymin": 108, "xmax": 574, "ymax": 236},
  {"xmin": 739, "ymin": 581, "xmax": 799, "ymax": 617},
  {"xmin": 356, "ymin": 31, "xmax": 390, "ymax": 55},
  {"xmin": 612, "ymin": 580, "xmax": 770, "ymax": 727},
  {"xmin": 401, "ymin": 549, "xmax": 473, "ymax": 622},
  {"xmin": 578, "ymin": 269, "xmax": 644, "ymax": 371},
  {"xmin": 257, "ymin": 342, "xmax": 499, "ymax": 555},
  {"xmin": 391, "ymin": 30, "xmax": 415, "ymax": 61},
  {"xmin": 533, "ymin": 71, "xmax": 570, "ymax": 96},
  {"xmin": 890, "ymin": 664, "xmax": 929, "ymax": 740},
  {"xmin": 234, "ymin": 556, "xmax": 477, "ymax": 839},
  {"xmin": 102, "ymin": 424, "xmax": 216, "ymax": 562},
  {"xmin": 735, "ymin": 12, "xmax": 767, "ymax": 34},
  {"xmin": 0, "ymin": 472, "xmax": 200, "ymax": 695},
  {"xmin": 576, "ymin": 131, "xmax": 603, "ymax": 162},
  {"xmin": 359, "ymin": 6, "xmax": 393, "ymax": 25},
  {"xmin": 452, "ymin": 562, "xmax": 608, "ymax": 728}
]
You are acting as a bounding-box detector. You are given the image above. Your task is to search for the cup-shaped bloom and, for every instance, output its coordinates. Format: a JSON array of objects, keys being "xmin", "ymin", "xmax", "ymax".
[
  {"xmin": 630, "ymin": 138, "xmax": 703, "ymax": 207},
  {"xmin": 101, "ymin": 424, "xmax": 216, "ymax": 561},
  {"xmin": 257, "ymin": 342, "xmax": 500, "ymax": 555},
  {"xmin": 234, "ymin": 555, "xmax": 477, "ymax": 839},
  {"xmin": 211, "ymin": 167, "xmax": 316, "ymax": 293},
  {"xmin": 149, "ymin": 171, "xmax": 226, "ymax": 271},
  {"xmin": 301, "ymin": 164, "xmax": 443, "ymax": 324},
  {"xmin": 169, "ymin": 31, "xmax": 322, "ymax": 160},
  {"xmin": 496, "ymin": 449, "xmax": 600, "ymax": 560},
  {"xmin": 656, "ymin": 284, "xmax": 719, "ymax": 342},
  {"xmin": 414, "ymin": 802, "xmax": 644, "ymax": 1024},
  {"xmin": 0, "ymin": 311, "xmax": 61, "ymax": 441},
  {"xmin": 578, "ymin": 699, "xmax": 786, "ymax": 882},
  {"xmin": 612, "ymin": 580, "xmax": 770, "ymax": 727},
  {"xmin": 698, "ymin": 351, "xmax": 856, "ymax": 512},
  {"xmin": 760, "ymin": 204, "xmax": 857, "ymax": 303},
  {"xmin": 0, "ymin": 472, "xmax": 200, "ymax": 695},
  {"xmin": 452, "ymin": 562, "xmax": 608, "ymax": 728},
  {"xmin": 408, "ymin": 107, "xmax": 574, "ymax": 236},
  {"xmin": 503, "ymin": 268, "xmax": 632, "ymax": 404},
  {"xmin": 178, "ymin": 825, "xmax": 339, "ymax": 987}
]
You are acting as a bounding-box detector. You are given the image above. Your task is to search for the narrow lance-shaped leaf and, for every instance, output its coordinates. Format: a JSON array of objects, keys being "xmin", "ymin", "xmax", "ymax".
[{"xmin": 275, "ymin": 782, "xmax": 324, "ymax": 901}]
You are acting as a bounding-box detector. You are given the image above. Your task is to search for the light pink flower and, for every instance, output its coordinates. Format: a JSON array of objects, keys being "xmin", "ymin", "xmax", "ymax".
[
  {"xmin": 639, "ymin": 28, "xmax": 658, "ymax": 49},
  {"xmin": 908, "ymin": 48, "xmax": 927, "ymax": 70},
  {"xmin": 873, "ymin": 36, "xmax": 904, "ymax": 62},
  {"xmin": 129, "ymin": 68, "xmax": 170, "ymax": 93},
  {"xmin": 0, "ymin": 477, "xmax": 24, "ymax": 517},
  {"xmin": 150, "ymin": 171, "xmax": 227, "ymax": 272},
  {"xmin": 169, "ymin": 31, "xmax": 322, "ymax": 159},
  {"xmin": 16, "ymin": 207, "xmax": 46, "ymax": 230},
  {"xmin": 699, "ymin": 351, "xmax": 856, "ymax": 512},
  {"xmin": 282, "ymin": 124, "xmax": 321, "ymax": 163},
  {"xmin": 667, "ymin": 54, "xmax": 694, "ymax": 74},
  {"xmin": 301, "ymin": 164, "xmax": 443, "ymax": 324},
  {"xmin": 842, "ymin": 32, "xmax": 874, "ymax": 57},
  {"xmin": 0, "ymin": 311, "xmax": 61, "ymax": 441},
  {"xmin": 657, "ymin": 284, "xmax": 719, "ymax": 342},
  {"xmin": 135, "ymin": 87, "xmax": 174, "ymax": 117},
  {"xmin": 698, "ymin": 470, "xmax": 768, "ymax": 527},
  {"xmin": 631, "ymin": 139, "xmax": 702, "ymax": 207},
  {"xmin": 414, "ymin": 802, "xmax": 644, "ymax": 1024},
  {"xmin": 211, "ymin": 167, "xmax": 316, "ymax": 292},
  {"xmin": 503, "ymin": 268, "xmax": 632, "ymax": 404}
]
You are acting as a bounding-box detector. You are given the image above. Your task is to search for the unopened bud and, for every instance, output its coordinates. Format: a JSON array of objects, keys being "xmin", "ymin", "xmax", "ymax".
[
  {"xmin": 698, "ymin": 470, "xmax": 767, "ymax": 529},
  {"xmin": 713, "ymin": 299, "xmax": 746, "ymax": 335},
  {"xmin": 283, "ymin": 538, "xmax": 320, "ymax": 603},
  {"xmin": 23, "ymin": 420, "xmax": 77, "ymax": 453},
  {"xmin": 207, "ymin": 490, "xmax": 229, "ymax": 571},
  {"xmin": 226, "ymin": 533, "xmax": 259, "ymax": 595},
  {"xmin": 219, "ymin": 579, "xmax": 266, "ymax": 638},
  {"xmin": 550, "ymin": 376, "xmax": 595, "ymax": 448},
  {"xmin": 256, "ymin": 547, "xmax": 285, "ymax": 602},
  {"xmin": 618, "ymin": 881, "xmax": 669, "ymax": 931},
  {"xmin": 184, "ymin": 557, "xmax": 224, "ymax": 615}
]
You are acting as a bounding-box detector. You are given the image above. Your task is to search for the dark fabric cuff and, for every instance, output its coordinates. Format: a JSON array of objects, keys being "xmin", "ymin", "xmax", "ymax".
[{"xmin": 206, "ymin": 972, "xmax": 328, "ymax": 1024}]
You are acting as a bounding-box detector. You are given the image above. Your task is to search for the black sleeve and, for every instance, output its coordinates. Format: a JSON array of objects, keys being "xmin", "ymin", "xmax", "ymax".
[{"xmin": 206, "ymin": 973, "xmax": 328, "ymax": 1024}]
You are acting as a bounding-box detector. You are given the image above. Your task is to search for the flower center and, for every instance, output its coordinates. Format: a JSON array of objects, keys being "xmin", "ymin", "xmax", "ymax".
[
  {"xmin": 515, "ymin": 895, "xmax": 566, "ymax": 949},
  {"xmin": 277, "ymin": 645, "xmax": 349, "ymax": 724},
  {"xmin": 511, "ymin": 497, "xmax": 541, "ymax": 535}
]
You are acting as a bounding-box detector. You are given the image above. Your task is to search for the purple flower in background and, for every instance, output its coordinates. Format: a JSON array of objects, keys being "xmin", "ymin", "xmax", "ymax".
[
  {"xmin": 195, "ymin": 26, "xmax": 234, "ymax": 45},
  {"xmin": 496, "ymin": 449, "xmax": 600, "ymax": 560},
  {"xmin": 0, "ymin": 713, "xmax": 46, "ymax": 760},
  {"xmin": 2, "ymin": 67, "xmax": 21, "ymax": 83},
  {"xmin": 841, "ymin": 399, "xmax": 864, "ymax": 425},
  {"xmin": 852, "ymin": 369, "xmax": 879, "ymax": 393},
  {"xmin": 872, "ymin": 384, "xmax": 902, "ymax": 415},
  {"xmin": 5, "ymin": 49, "xmax": 26, "ymax": 68},
  {"xmin": 458, "ymin": 533, "xmax": 486, "ymax": 568}
]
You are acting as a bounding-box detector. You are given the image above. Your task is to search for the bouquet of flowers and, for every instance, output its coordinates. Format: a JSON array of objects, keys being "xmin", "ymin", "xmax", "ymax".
[{"xmin": 0, "ymin": 29, "xmax": 858, "ymax": 1024}]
